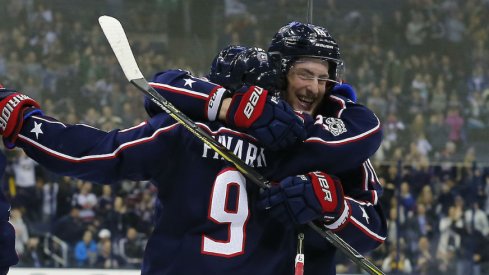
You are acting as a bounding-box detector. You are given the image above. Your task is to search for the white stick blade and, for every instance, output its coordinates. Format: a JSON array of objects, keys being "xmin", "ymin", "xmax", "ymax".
[{"xmin": 98, "ymin": 16, "xmax": 144, "ymax": 81}]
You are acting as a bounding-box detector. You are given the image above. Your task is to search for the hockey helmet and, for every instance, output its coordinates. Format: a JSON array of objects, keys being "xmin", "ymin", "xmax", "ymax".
[
  {"xmin": 208, "ymin": 45, "xmax": 280, "ymax": 95},
  {"xmin": 268, "ymin": 21, "xmax": 344, "ymax": 84}
]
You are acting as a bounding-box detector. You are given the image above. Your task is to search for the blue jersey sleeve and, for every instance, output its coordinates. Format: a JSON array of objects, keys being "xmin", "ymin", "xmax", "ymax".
[
  {"xmin": 271, "ymin": 96, "xmax": 382, "ymax": 179},
  {"xmin": 15, "ymin": 114, "xmax": 180, "ymax": 184},
  {"xmin": 148, "ymin": 69, "xmax": 228, "ymax": 121},
  {"xmin": 303, "ymin": 160, "xmax": 386, "ymax": 254}
]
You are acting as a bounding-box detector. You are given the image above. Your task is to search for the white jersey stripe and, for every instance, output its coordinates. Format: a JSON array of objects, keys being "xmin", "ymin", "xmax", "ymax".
[
  {"xmin": 150, "ymin": 82, "xmax": 208, "ymax": 99},
  {"xmin": 305, "ymin": 115, "xmax": 381, "ymax": 145},
  {"xmin": 18, "ymin": 123, "xmax": 180, "ymax": 162},
  {"xmin": 350, "ymin": 216, "xmax": 386, "ymax": 242}
]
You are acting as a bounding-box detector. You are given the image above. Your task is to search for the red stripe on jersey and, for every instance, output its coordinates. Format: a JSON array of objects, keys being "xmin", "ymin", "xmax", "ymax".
[
  {"xmin": 196, "ymin": 123, "xmax": 257, "ymax": 142},
  {"xmin": 350, "ymin": 216, "xmax": 386, "ymax": 243},
  {"xmin": 305, "ymin": 119, "xmax": 381, "ymax": 146},
  {"xmin": 17, "ymin": 123, "xmax": 180, "ymax": 163},
  {"xmin": 328, "ymin": 95, "xmax": 347, "ymax": 118},
  {"xmin": 149, "ymin": 82, "xmax": 208, "ymax": 99}
]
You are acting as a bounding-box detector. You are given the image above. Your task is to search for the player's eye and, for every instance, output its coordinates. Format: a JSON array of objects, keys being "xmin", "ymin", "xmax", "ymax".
[{"xmin": 293, "ymin": 69, "xmax": 329, "ymax": 83}]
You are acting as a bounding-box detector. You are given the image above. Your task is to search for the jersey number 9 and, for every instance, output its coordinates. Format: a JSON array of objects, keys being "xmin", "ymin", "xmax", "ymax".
[{"xmin": 202, "ymin": 168, "xmax": 249, "ymax": 257}]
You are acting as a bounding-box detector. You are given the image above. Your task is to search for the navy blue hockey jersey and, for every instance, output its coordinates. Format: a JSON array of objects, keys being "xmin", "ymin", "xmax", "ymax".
[
  {"xmin": 15, "ymin": 112, "xmax": 385, "ymax": 275},
  {"xmin": 12, "ymin": 71, "xmax": 387, "ymax": 275}
]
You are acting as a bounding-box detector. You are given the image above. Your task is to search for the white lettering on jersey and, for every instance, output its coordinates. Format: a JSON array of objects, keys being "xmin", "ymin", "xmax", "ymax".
[
  {"xmin": 202, "ymin": 136, "xmax": 267, "ymax": 168},
  {"xmin": 202, "ymin": 169, "xmax": 249, "ymax": 257}
]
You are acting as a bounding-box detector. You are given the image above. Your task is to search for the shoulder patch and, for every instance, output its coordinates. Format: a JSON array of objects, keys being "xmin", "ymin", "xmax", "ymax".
[{"xmin": 315, "ymin": 116, "xmax": 347, "ymax": 136}]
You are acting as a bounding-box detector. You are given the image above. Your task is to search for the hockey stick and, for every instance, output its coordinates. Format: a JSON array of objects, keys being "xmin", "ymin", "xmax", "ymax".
[{"xmin": 98, "ymin": 15, "xmax": 385, "ymax": 275}]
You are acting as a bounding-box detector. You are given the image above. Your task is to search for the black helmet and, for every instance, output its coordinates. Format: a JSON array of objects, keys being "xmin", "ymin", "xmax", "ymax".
[
  {"xmin": 208, "ymin": 45, "xmax": 280, "ymax": 95},
  {"xmin": 268, "ymin": 21, "xmax": 344, "ymax": 83}
]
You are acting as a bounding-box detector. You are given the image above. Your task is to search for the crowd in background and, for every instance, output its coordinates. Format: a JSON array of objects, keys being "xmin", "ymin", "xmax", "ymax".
[{"xmin": 0, "ymin": 0, "xmax": 489, "ymax": 274}]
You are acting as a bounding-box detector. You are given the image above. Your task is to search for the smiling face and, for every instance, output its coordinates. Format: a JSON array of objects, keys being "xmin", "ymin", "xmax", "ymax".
[{"xmin": 285, "ymin": 58, "xmax": 330, "ymax": 115}]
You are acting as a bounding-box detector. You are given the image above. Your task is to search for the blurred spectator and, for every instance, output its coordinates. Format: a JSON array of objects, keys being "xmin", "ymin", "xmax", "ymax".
[
  {"xmin": 436, "ymin": 178, "xmax": 456, "ymax": 216},
  {"xmin": 464, "ymin": 201, "xmax": 489, "ymax": 238},
  {"xmin": 426, "ymin": 112, "xmax": 450, "ymax": 155},
  {"xmin": 10, "ymin": 208, "xmax": 29, "ymax": 257},
  {"xmin": 73, "ymin": 181, "xmax": 97, "ymax": 222},
  {"xmin": 436, "ymin": 206, "xmax": 462, "ymax": 274},
  {"xmin": 413, "ymin": 236, "xmax": 437, "ymax": 275},
  {"xmin": 11, "ymin": 150, "xmax": 38, "ymax": 216},
  {"xmin": 97, "ymin": 185, "xmax": 114, "ymax": 217},
  {"xmin": 18, "ymin": 236, "xmax": 44, "ymax": 267},
  {"xmin": 41, "ymin": 181, "xmax": 58, "ymax": 223},
  {"xmin": 52, "ymin": 207, "xmax": 85, "ymax": 246},
  {"xmin": 74, "ymin": 230, "xmax": 97, "ymax": 267},
  {"xmin": 381, "ymin": 243, "xmax": 413, "ymax": 274},
  {"xmin": 96, "ymin": 239, "xmax": 123, "ymax": 269},
  {"xmin": 467, "ymin": 65, "xmax": 488, "ymax": 95},
  {"xmin": 473, "ymin": 233, "xmax": 489, "ymax": 274},
  {"xmin": 97, "ymin": 106, "xmax": 122, "ymax": 131},
  {"xmin": 111, "ymin": 196, "xmax": 141, "ymax": 239},
  {"xmin": 400, "ymin": 182, "xmax": 416, "ymax": 215},
  {"xmin": 445, "ymin": 106, "xmax": 465, "ymax": 146},
  {"xmin": 405, "ymin": 203, "xmax": 434, "ymax": 243},
  {"xmin": 119, "ymin": 227, "xmax": 145, "ymax": 268}
]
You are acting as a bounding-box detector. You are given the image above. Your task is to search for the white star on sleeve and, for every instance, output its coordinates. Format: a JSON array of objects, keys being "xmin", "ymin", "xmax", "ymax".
[
  {"xmin": 360, "ymin": 206, "xmax": 370, "ymax": 224},
  {"xmin": 30, "ymin": 121, "xmax": 43, "ymax": 139},
  {"xmin": 183, "ymin": 78, "xmax": 196, "ymax": 88}
]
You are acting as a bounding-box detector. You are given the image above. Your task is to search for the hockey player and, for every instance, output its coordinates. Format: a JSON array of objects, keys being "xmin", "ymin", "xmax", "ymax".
[
  {"xmin": 0, "ymin": 83, "xmax": 370, "ymax": 275},
  {"xmin": 0, "ymin": 151, "xmax": 18, "ymax": 275},
  {"xmin": 0, "ymin": 22, "xmax": 385, "ymax": 275},
  {"xmin": 142, "ymin": 21, "xmax": 386, "ymax": 273}
]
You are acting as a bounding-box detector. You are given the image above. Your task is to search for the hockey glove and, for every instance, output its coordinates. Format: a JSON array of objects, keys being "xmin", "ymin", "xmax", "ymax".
[
  {"xmin": 331, "ymin": 83, "xmax": 357, "ymax": 103},
  {"xmin": 258, "ymin": 171, "xmax": 348, "ymax": 227},
  {"xmin": 0, "ymin": 152, "xmax": 19, "ymax": 273},
  {"xmin": 225, "ymin": 86, "xmax": 307, "ymax": 150},
  {"xmin": 0, "ymin": 87, "xmax": 42, "ymax": 147}
]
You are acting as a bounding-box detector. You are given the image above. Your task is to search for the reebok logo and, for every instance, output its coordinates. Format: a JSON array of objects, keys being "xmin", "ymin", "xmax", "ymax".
[{"xmin": 243, "ymin": 86, "xmax": 264, "ymax": 119}]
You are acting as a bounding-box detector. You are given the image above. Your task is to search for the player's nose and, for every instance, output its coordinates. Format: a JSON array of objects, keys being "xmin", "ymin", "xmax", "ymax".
[{"xmin": 306, "ymin": 81, "xmax": 321, "ymax": 96}]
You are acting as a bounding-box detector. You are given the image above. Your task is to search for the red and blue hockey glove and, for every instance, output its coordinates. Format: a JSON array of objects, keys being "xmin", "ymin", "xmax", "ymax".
[
  {"xmin": 225, "ymin": 86, "xmax": 307, "ymax": 150},
  {"xmin": 258, "ymin": 171, "xmax": 349, "ymax": 227},
  {"xmin": 0, "ymin": 152, "xmax": 19, "ymax": 274},
  {"xmin": 331, "ymin": 83, "xmax": 357, "ymax": 103},
  {"xmin": 0, "ymin": 87, "xmax": 42, "ymax": 147}
]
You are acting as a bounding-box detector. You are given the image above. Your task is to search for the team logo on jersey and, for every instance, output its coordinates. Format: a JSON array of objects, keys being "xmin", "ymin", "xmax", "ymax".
[{"xmin": 315, "ymin": 116, "xmax": 346, "ymax": 136}]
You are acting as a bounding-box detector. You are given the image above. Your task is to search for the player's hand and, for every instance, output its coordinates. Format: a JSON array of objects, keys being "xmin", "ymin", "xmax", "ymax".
[
  {"xmin": 0, "ymin": 152, "xmax": 19, "ymax": 273},
  {"xmin": 258, "ymin": 171, "xmax": 347, "ymax": 226},
  {"xmin": 225, "ymin": 86, "xmax": 307, "ymax": 150},
  {"xmin": 0, "ymin": 86, "xmax": 42, "ymax": 146},
  {"xmin": 331, "ymin": 83, "xmax": 357, "ymax": 103}
]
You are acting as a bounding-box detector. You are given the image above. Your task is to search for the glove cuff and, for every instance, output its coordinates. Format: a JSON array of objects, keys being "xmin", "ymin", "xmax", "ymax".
[
  {"xmin": 206, "ymin": 87, "xmax": 230, "ymax": 121},
  {"xmin": 3, "ymin": 107, "xmax": 43, "ymax": 149},
  {"xmin": 324, "ymin": 200, "xmax": 350, "ymax": 230}
]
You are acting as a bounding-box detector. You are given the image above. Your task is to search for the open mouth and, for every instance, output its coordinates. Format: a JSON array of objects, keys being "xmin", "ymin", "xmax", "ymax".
[{"xmin": 296, "ymin": 95, "xmax": 315, "ymax": 112}]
